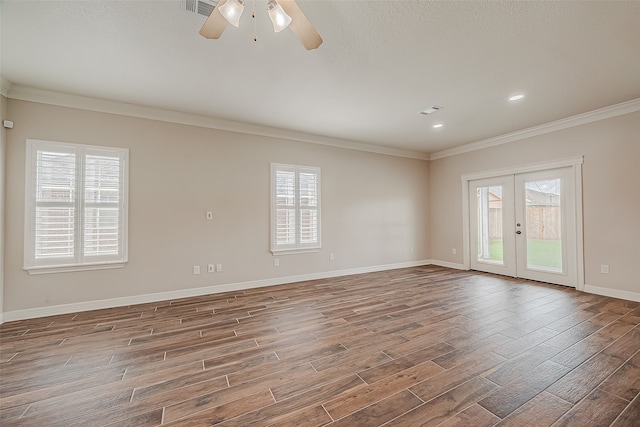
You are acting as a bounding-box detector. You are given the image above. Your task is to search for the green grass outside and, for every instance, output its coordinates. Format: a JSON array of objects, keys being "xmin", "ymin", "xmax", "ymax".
[
  {"xmin": 488, "ymin": 240, "xmax": 503, "ymax": 261},
  {"xmin": 488, "ymin": 239, "xmax": 562, "ymax": 269}
]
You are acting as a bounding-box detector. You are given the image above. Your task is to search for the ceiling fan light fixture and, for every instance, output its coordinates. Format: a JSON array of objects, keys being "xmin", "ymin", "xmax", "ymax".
[
  {"xmin": 267, "ymin": 0, "xmax": 292, "ymax": 32},
  {"xmin": 219, "ymin": 0, "xmax": 245, "ymax": 27},
  {"xmin": 199, "ymin": 0, "xmax": 322, "ymax": 49}
]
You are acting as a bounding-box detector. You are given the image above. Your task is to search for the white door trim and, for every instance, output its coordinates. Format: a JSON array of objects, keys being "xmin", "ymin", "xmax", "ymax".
[{"xmin": 461, "ymin": 156, "xmax": 584, "ymax": 291}]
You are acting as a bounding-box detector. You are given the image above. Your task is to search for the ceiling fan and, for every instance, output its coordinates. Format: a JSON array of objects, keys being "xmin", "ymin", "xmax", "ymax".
[{"xmin": 199, "ymin": 0, "xmax": 323, "ymax": 50}]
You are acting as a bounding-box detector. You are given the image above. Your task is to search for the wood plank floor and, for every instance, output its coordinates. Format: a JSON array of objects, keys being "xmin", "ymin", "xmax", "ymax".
[{"xmin": 1, "ymin": 266, "xmax": 639, "ymax": 426}]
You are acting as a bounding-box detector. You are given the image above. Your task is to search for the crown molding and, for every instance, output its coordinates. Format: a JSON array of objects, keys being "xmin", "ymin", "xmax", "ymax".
[
  {"xmin": 9, "ymin": 84, "xmax": 636, "ymax": 162},
  {"xmin": 6, "ymin": 85, "xmax": 430, "ymax": 161},
  {"xmin": 430, "ymin": 98, "xmax": 640, "ymax": 160},
  {"xmin": 0, "ymin": 77, "xmax": 12, "ymax": 98}
]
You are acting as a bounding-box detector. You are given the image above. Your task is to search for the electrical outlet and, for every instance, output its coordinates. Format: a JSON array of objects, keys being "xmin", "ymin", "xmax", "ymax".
[
  {"xmin": 207, "ymin": 264, "xmax": 215, "ymax": 273},
  {"xmin": 193, "ymin": 265, "xmax": 200, "ymax": 275},
  {"xmin": 600, "ymin": 264, "xmax": 610, "ymax": 274},
  {"xmin": 410, "ymin": 246, "xmax": 414, "ymax": 254},
  {"xmin": 329, "ymin": 253, "xmax": 335, "ymax": 261},
  {"xmin": 216, "ymin": 264, "xmax": 222, "ymax": 272},
  {"xmin": 452, "ymin": 248, "xmax": 457, "ymax": 255},
  {"xmin": 274, "ymin": 258, "xmax": 279, "ymax": 267}
]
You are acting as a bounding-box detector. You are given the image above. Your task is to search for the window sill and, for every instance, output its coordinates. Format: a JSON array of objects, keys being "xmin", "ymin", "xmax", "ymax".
[
  {"xmin": 270, "ymin": 248, "xmax": 321, "ymax": 256},
  {"xmin": 24, "ymin": 262, "xmax": 126, "ymax": 275}
]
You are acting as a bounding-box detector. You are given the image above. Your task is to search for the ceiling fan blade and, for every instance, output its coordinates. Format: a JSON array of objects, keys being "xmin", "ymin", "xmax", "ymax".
[
  {"xmin": 199, "ymin": 0, "xmax": 228, "ymax": 39},
  {"xmin": 277, "ymin": 0, "xmax": 323, "ymax": 50}
]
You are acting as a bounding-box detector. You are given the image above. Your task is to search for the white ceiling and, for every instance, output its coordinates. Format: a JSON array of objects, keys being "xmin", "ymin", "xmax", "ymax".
[{"xmin": 2, "ymin": 0, "xmax": 640, "ymax": 156}]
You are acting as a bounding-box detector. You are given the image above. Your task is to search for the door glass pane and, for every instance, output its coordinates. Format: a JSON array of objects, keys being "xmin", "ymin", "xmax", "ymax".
[
  {"xmin": 525, "ymin": 179, "xmax": 562, "ymax": 272},
  {"xmin": 476, "ymin": 185, "xmax": 503, "ymax": 264}
]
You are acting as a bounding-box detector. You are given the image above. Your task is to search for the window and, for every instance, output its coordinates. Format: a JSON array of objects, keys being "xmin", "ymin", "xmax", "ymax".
[
  {"xmin": 24, "ymin": 139, "xmax": 128, "ymax": 273},
  {"xmin": 271, "ymin": 163, "xmax": 321, "ymax": 253}
]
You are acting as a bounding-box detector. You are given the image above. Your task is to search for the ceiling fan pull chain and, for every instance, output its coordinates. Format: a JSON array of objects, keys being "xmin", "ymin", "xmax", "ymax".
[{"xmin": 252, "ymin": 0, "xmax": 257, "ymax": 41}]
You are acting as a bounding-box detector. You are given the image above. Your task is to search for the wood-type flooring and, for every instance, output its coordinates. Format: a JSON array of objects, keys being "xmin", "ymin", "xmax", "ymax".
[{"xmin": 1, "ymin": 266, "xmax": 639, "ymax": 426}]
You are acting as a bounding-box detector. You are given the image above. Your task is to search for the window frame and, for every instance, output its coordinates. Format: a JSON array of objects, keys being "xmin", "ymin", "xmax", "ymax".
[
  {"xmin": 24, "ymin": 139, "xmax": 129, "ymax": 274},
  {"xmin": 270, "ymin": 163, "xmax": 321, "ymax": 254}
]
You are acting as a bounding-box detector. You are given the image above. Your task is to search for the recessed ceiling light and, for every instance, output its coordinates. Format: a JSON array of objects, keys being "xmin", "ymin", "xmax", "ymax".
[
  {"xmin": 433, "ymin": 123, "xmax": 443, "ymax": 129},
  {"xmin": 509, "ymin": 94, "xmax": 525, "ymax": 101}
]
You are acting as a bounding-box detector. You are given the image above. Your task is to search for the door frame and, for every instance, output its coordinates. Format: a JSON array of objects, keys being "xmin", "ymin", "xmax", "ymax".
[{"xmin": 461, "ymin": 156, "xmax": 584, "ymax": 290}]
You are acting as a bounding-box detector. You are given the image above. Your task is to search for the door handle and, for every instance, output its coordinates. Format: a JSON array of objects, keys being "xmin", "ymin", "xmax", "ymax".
[{"xmin": 516, "ymin": 230, "xmax": 522, "ymax": 234}]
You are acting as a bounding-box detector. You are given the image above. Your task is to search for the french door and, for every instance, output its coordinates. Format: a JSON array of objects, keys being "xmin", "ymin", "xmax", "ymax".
[{"xmin": 469, "ymin": 167, "xmax": 578, "ymax": 287}]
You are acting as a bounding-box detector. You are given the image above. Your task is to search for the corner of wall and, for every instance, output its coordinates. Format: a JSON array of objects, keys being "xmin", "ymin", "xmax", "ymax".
[{"xmin": 0, "ymin": 94, "xmax": 8, "ymax": 323}]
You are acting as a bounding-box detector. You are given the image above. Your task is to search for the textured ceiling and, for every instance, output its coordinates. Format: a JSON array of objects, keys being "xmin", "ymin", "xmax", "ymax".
[{"xmin": 2, "ymin": 0, "xmax": 640, "ymax": 155}]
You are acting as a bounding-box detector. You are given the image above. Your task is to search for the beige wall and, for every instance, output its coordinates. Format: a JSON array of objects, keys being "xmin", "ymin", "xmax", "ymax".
[
  {"xmin": 429, "ymin": 111, "xmax": 640, "ymax": 295},
  {"xmin": 4, "ymin": 99, "xmax": 430, "ymax": 313},
  {"xmin": 4, "ymin": 97, "xmax": 638, "ymax": 317}
]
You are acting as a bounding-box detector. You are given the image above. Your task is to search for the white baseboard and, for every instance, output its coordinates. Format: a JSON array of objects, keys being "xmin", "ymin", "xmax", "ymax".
[
  {"xmin": 429, "ymin": 261, "xmax": 640, "ymax": 303},
  {"xmin": 430, "ymin": 262, "xmax": 640, "ymax": 303},
  {"xmin": 12, "ymin": 262, "xmax": 635, "ymax": 323},
  {"xmin": 583, "ymin": 284, "xmax": 640, "ymax": 302},
  {"xmin": 427, "ymin": 259, "xmax": 467, "ymax": 270},
  {"xmin": 2, "ymin": 260, "xmax": 432, "ymax": 323}
]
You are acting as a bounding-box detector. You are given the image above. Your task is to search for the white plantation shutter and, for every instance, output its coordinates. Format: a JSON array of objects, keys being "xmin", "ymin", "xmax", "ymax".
[
  {"xmin": 275, "ymin": 168, "xmax": 296, "ymax": 246},
  {"xmin": 35, "ymin": 149, "xmax": 76, "ymax": 260},
  {"xmin": 25, "ymin": 140, "xmax": 128, "ymax": 272},
  {"xmin": 271, "ymin": 164, "xmax": 321, "ymax": 253},
  {"xmin": 84, "ymin": 153, "xmax": 122, "ymax": 257},
  {"xmin": 299, "ymin": 170, "xmax": 318, "ymax": 244}
]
